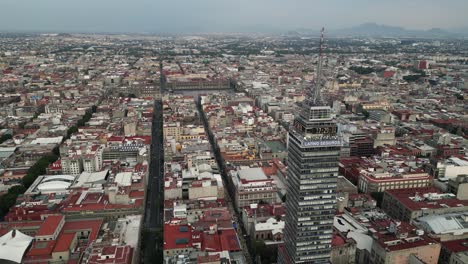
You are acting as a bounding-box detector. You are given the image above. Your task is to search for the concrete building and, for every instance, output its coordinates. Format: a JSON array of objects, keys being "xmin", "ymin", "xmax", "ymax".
[
  {"xmin": 358, "ymin": 171, "xmax": 432, "ymax": 194},
  {"xmin": 232, "ymin": 167, "xmax": 277, "ymax": 209},
  {"xmin": 164, "ymin": 177, "xmax": 183, "ymax": 200},
  {"xmin": 370, "ymin": 234, "xmax": 440, "ymax": 264},
  {"xmin": 339, "ymin": 156, "xmax": 433, "ymax": 193},
  {"xmin": 372, "ymin": 126, "xmax": 396, "ymax": 148},
  {"xmin": 278, "ymin": 65, "xmax": 341, "ymax": 263},
  {"xmin": 436, "ymin": 157, "xmax": 468, "ymax": 180},
  {"xmin": 348, "ymin": 133, "xmax": 374, "ymax": 157},
  {"xmin": 448, "ymin": 175, "xmax": 468, "ymax": 200},
  {"xmin": 330, "ymin": 233, "xmax": 356, "ymax": 264},
  {"xmin": 439, "ymin": 239, "xmax": 468, "ymax": 264},
  {"xmin": 60, "ymin": 145, "xmax": 104, "ymax": 175},
  {"xmin": 163, "ymin": 122, "xmax": 182, "ymax": 141},
  {"xmin": 188, "ymin": 179, "xmax": 221, "ymax": 200},
  {"xmin": 382, "ymin": 188, "xmax": 468, "ymax": 222},
  {"xmin": 416, "ymin": 212, "xmax": 468, "ymax": 242},
  {"xmin": 450, "ymin": 251, "xmax": 468, "ymax": 264},
  {"xmin": 24, "ymin": 174, "xmax": 76, "ymax": 196},
  {"xmin": 252, "ymin": 217, "xmax": 284, "ymax": 242}
]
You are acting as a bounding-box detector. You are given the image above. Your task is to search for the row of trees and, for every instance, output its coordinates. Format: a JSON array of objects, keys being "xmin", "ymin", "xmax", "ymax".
[
  {"xmin": 0, "ymin": 105, "xmax": 96, "ymax": 219},
  {"xmin": 0, "ymin": 185, "xmax": 26, "ymax": 218},
  {"xmin": 350, "ymin": 66, "xmax": 376, "ymax": 75},
  {"xmin": 22, "ymin": 154, "xmax": 59, "ymax": 189},
  {"xmin": 62, "ymin": 106, "xmax": 96, "ymax": 143}
]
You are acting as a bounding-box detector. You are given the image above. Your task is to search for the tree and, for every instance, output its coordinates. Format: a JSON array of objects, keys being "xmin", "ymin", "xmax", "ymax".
[
  {"xmin": 52, "ymin": 146, "xmax": 60, "ymax": 156},
  {"xmin": 362, "ymin": 109, "xmax": 370, "ymax": 119},
  {"xmin": 403, "ymin": 75, "xmax": 422, "ymax": 82},
  {"xmin": 252, "ymin": 239, "xmax": 278, "ymax": 263},
  {"xmin": 8, "ymin": 185, "xmax": 26, "ymax": 195},
  {"xmin": 22, "ymin": 154, "xmax": 58, "ymax": 188},
  {"xmin": 64, "ymin": 126, "xmax": 78, "ymax": 142},
  {"xmin": 0, "ymin": 184, "xmax": 28, "ymax": 218},
  {"xmin": 0, "ymin": 134, "xmax": 12, "ymax": 144},
  {"xmin": 0, "ymin": 193, "xmax": 18, "ymax": 213},
  {"xmin": 252, "ymin": 239, "xmax": 267, "ymax": 257},
  {"xmin": 350, "ymin": 66, "xmax": 375, "ymax": 75}
]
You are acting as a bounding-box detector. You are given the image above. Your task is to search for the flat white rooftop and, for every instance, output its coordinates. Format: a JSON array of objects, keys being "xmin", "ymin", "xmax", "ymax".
[
  {"xmin": 0, "ymin": 230, "xmax": 33, "ymax": 263},
  {"xmin": 238, "ymin": 168, "xmax": 268, "ymax": 181},
  {"xmin": 30, "ymin": 136, "xmax": 63, "ymax": 145},
  {"xmin": 73, "ymin": 170, "xmax": 108, "ymax": 187},
  {"xmin": 115, "ymin": 172, "xmax": 132, "ymax": 187}
]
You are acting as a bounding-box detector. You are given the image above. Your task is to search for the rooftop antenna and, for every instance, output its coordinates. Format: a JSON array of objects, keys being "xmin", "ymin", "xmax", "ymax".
[{"xmin": 314, "ymin": 27, "xmax": 326, "ymax": 105}]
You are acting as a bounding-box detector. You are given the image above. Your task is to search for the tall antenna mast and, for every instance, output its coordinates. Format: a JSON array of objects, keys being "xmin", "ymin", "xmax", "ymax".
[{"xmin": 314, "ymin": 27, "xmax": 325, "ymax": 104}]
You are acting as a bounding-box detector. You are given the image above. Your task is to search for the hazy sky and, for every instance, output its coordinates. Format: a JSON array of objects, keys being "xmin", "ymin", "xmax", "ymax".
[{"xmin": 1, "ymin": 0, "xmax": 467, "ymax": 33}]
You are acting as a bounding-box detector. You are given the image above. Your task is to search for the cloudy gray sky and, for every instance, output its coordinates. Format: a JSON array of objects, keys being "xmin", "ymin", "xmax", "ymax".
[{"xmin": 1, "ymin": 0, "xmax": 467, "ymax": 33}]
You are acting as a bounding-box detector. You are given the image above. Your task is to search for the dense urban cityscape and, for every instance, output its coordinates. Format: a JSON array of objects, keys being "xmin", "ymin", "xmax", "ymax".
[{"xmin": 0, "ymin": 30, "xmax": 467, "ymax": 264}]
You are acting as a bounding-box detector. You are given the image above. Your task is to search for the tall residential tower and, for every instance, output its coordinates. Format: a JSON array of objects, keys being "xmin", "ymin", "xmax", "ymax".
[{"xmin": 278, "ymin": 28, "xmax": 341, "ymax": 264}]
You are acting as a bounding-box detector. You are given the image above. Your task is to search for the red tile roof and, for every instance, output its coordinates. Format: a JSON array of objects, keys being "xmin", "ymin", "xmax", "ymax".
[
  {"xmin": 441, "ymin": 239, "xmax": 468, "ymax": 253},
  {"xmin": 163, "ymin": 224, "xmax": 192, "ymax": 250},
  {"xmin": 385, "ymin": 236, "xmax": 436, "ymax": 251},
  {"xmin": 385, "ymin": 187, "xmax": 468, "ymax": 210},
  {"xmin": 129, "ymin": 190, "xmax": 144, "ymax": 198},
  {"xmin": 62, "ymin": 192, "xmax": 144, "ymax": 212},
  {"xmin": 36, "ymin": 215, "xmax": 64, "ymax": 237},
  {"xmin": 332, "ymin": 233, "xmax": 346, "ymax": 247},
  {"xmin": 27, "ymin": 240, "xmax": 56, "ymax": 257},
  {"xmin": 48, "ymin": 159, "xmax": 62, "ymax": 170},
  {"xmin": 202, "ymin": 232, "xmax": 221, "ymax": 252},
  {"xmin": 63, "ymin": 219, "xmax": 103, "ymax": 241},
  {"xmin": 201, "ymin": 229, "xmax": 240, "ymax": 252},
  {"xmin": 197, "ymin": 254, "xmax": 220, "ymax": 263},
  {"xmin": 53, "ymin": 232, "xmax": 75, "ymax": 252},
  {"xmin": 26, "ymin": 218, "xmax": 103, "ymax": 260},
  {"xmin": 219, "ymin": 229, "xmax": 241, "ymax": 252}
]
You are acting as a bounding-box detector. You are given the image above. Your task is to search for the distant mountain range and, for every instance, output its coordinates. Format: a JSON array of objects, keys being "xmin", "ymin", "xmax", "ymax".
[{"xmin": 292, "ymin": 23, "xmax": 468, "ymax": 38}]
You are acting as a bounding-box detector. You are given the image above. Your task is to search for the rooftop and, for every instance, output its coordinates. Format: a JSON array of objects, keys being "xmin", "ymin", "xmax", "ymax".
[
  {"xmin": 442, "ymin": 238, "xmax": 468, "ymax": 253},
  {"xmin": 36, "ymin": 215, "xmax": 64, "ymax": 237},
  {"xmin": 418, "ymin": 212, "xmax": 468, "ymax": 235},
  {"xmin": 385, "ymin": 187, "xmax": 468, "ymax": 211},
  {"xmin": 87, "ymin": 245, "xmax": 133, "ymax": 264},
  {"xmin": 0, "ymin": 230, "xmax": 33, "ymax": 263},
  {"xmin": 237, "ymin": 167, "xmax": 268, "ymax": 182},
  {"xmin": 73, "ymin": 170, "xmax": 108, "ymax": 188},
  {"xmin": 163, "ymin": 224, "xmax": 193, "ymax": 250},
  {"xmin": 202, "ymin": 229, "xmax": 241, "ymax": 252}
]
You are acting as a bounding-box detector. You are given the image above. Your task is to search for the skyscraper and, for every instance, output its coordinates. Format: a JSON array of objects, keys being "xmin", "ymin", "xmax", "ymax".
[{"xmin": 278, "ymin": 28, "xmax": 341, "ymax": 264}]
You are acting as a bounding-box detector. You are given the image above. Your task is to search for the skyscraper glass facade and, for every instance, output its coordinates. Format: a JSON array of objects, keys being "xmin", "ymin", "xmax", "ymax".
[{"xmin": 278, "ymin": 90, "xmax": 341, "ymax": 263}]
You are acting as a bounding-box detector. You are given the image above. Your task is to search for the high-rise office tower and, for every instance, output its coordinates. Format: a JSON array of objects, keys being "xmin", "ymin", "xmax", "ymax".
[{"xmin": 278, "ymin": 28, "xmax": 341, "ymax": 264}]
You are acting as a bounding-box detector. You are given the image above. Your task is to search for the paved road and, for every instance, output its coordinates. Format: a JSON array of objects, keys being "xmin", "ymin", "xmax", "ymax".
[
  {"xmin": 196, "ymin": 99, "xmax": 255, "ymax": 264},
  {"xmin": 142, "ymin": 99, "xmax": 164, "ymax": 263}
]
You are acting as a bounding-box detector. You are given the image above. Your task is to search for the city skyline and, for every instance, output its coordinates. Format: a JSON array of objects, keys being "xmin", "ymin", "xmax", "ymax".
[
  {"xmin": 1, "ymin": 0, "xmax": 468, "ymax": 33},
  {"xmin": 0, "ymin": 3, "xmax": 467, "ymax": 263}
]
